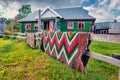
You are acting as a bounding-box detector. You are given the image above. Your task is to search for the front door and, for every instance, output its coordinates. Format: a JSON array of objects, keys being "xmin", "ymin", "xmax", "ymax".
[
  {"xmin": 49, "ymin": 21, "xmax": 54, "ymax": 32},
  {"xmin": 43, "ymin": 20, "xmax": 54, "ymax": 32},
  {"xmin": 44, "ymin": 21, "xmax": 49, "ymax": 31}
]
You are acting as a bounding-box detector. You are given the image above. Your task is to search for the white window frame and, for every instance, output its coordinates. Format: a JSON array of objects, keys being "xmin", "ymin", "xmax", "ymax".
[
  {"xmin": 26, "ymin": 23, "xmax": 31, "ymax": 30},
  {"xmin": 34, "ymin": 23, "xmax": 38, "ymax": 30},
  {"xmin": 78, "ymin": 22, "xmax": 85, "ymax": 30},
  {"xmin": 67, "ymin": 21, "xmax": 74, "ymax": 30}
]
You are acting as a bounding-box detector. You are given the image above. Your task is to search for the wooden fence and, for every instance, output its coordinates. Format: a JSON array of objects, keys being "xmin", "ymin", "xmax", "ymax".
[
  {"xmin": 0, "ymin": 34, "xmax": 26, "ymax": 39},
  {"xmin": 85, "ymin": 52, "xmax": 120, "ymax": 80},
  {"xmin": 91, "ymin": 33, "xmax": 120, "ymax": 44}
]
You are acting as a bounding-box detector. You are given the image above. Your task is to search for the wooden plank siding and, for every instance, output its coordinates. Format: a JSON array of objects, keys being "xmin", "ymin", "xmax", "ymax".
[
  {"xmin": 60, "ymin": 20, "xmax": 91, "ymax": 32},
  {"xmin": 21, "ymin": 22, "xmax": 38, "ymax": 33},
  {"xmin": 21, "ymin": 20, "xmax": 91, "ymax": 33}
]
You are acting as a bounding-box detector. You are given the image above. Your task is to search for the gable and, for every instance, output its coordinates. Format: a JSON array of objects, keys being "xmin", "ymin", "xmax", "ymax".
[{"xmin": 42, "ymin": 9, "xmax": 58, "ymax": 18}]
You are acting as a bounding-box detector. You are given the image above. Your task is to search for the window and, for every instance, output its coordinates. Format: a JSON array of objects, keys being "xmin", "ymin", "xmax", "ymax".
[
  {"xmin": 57, "ymin": 21, "xmax": 61, "ymax": 29},
  {"xmin": 78, "ymin": 22, "xmax": 85, "ymax": 30},
  {"xmin": 26, "ymin": 24, "xmax": 31, "ymax": 30},
  {"xmin": 34, "ymin": 23, "xmax": 38, "ymax": 30},
  {"xmin": 67, "ymin": 21, "xmax": 74, "ymax": 30},
  {"xmin": 41, "ymin": 21, "xmax": 44, "ymax": 30},
  {"xmin": 49, "ymin": 21, "xmax": 54, "ymax": 32}
]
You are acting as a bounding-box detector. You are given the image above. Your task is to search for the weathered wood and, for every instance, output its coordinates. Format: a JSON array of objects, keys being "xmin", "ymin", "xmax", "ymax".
[
  {"xmin": 85, "ymin": 52, "xmax": 120, "ymax": 67},
  {"xmin": 112, "ymin": 54, "xmax": 120, "ymax": 60},
  {"xmin": 0, "ymin": 35, "xmax": 26, "ymax": 39},
  {"xmin": 26, "ymin": 33, "xmax": 35, "ymax": 48},
  {"xmin": 90, "ymin": 33, "xmax": 120, "ymax": 44},
  {"xmin": 119, "ymin": 68, "xmax": 120, "ymax": 80}
]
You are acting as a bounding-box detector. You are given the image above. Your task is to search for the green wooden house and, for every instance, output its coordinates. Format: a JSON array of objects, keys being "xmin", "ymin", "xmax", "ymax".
[{"xmin": 18, "ymin": 7, "xmax": 96, "ymax": 33}]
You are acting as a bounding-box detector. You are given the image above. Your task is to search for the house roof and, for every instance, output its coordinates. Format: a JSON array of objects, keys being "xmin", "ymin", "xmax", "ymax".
[
  {"xmin": 18, "ymin": 11, "xmax": 38, "ymax": 22},
  {"xmin": 41, "ymin": 7, "xmax": 62, "ymax": 18},
  {"xmin": 18, "ymin": 7, "xmax": 96, "ymax": 22},
  {"xmin": 54, "ymin": 7, "xmax": 95, "ymax": 20},
  {"xmin": 95, "ymin": 22, "xmax": 109, "ymax": 29},
  {"xmin": 95, "ymin": 22, "xmax": 120, "ymax": 29}
]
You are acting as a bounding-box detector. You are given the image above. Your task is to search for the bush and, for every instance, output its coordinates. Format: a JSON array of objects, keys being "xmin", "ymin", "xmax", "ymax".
[
  {"xmin": 0, "ymin": 34, "xmax": 3, "ymax": 38},
  {"xmin": 3, "ymin": 36, "xmax": 10, "ymax": 39},
  {"xmin": 4, "ymin": 30, "xmax": 11, "ymax": 35}
]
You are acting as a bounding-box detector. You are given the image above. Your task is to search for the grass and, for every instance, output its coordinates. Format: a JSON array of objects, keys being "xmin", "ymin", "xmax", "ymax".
[
  {"xmin": 90, "ymin": 41, "xmax": 120, "ymax": 56},
  {"xmin": 0, "ymin": 38, "xmax": 119, "ymax": 80}
]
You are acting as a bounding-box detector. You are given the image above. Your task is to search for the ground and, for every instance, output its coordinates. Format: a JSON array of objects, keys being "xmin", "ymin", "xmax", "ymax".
[{"xmin": 0, "ymin": 38, "xmax": 120, "ymax": 80}]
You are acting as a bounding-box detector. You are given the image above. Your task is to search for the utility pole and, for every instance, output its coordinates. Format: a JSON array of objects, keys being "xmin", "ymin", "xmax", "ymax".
[
  {"xmin": 38, "ymin": 9, "xmax": 41, "ymax": 32},
  {"xmin": 11, "ymin": 22, "xmax": 13, "ymax": 35}
]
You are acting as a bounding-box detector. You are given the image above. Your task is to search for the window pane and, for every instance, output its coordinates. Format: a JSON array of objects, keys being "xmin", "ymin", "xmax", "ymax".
[
  {"xmin": 78, "ymin": 22, "xmax": 85, "ymax": 30},
  {"xmin": 26, "ymin": 24, "xmax": 31, "ymax": 30},
  {"xmin": 34, "ymin": 23, "xmax": 38, "ymax": 30},
  {"xmin": 67, "ymin": 21, "xmax": 74, "ymax": 29}
]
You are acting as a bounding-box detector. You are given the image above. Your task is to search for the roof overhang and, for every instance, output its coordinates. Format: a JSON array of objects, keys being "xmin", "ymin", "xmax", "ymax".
[
  {"xmin": 41, "ymin": 7, "xmax": 63, "ymax": 19},
  {"xmin": 61, "ymin": 18, "xmax": 96, "ymax": 21}
]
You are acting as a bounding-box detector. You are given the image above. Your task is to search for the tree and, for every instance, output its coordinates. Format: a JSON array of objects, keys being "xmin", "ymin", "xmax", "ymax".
[
  {"xmin": 19, "ymin": 5, "xmax": 32, "ymax": 17},
  {"xmin": 7, "ymin": 5, "xmax": 32, "ymax": 33},
  {"xmin": 8, "ymin": 5, "xmax": 32, "ymax": 33}
]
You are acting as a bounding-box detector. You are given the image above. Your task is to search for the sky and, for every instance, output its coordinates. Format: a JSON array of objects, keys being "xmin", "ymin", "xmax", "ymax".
[{"xmin": 0, "ymin": 0, "xmax": 120, "ymax": 22}]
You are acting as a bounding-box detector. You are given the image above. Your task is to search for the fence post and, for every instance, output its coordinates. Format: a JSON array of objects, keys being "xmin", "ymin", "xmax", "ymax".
[{"xmin": 118, "ymin": 67, "xmax": 120, "ymax": 80}]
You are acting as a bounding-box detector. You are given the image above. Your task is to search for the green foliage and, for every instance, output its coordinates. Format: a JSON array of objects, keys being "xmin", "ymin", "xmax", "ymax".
[
  {"xmin": 6, "ymin": 5, "xmax": 32, "ymax": 33},
  {"xmin": 19, "ymin": 5, "xmax": 31, "ymax": 17},
  {"xmin": 7, "ymin": 19, "xmax": 21, "ymax": 32},
  {"xmin": 90, "ymin": 41, "xmax": 120, "ymax": 56},
  {"xmin": 7, "ymin": 19, "xmax": 13, "ymax": 31},
  {"xmin": 4, "ymin": 30, "xmax": 11, "ymax": 35},
  {"xmin": 0, "ymin": 18, "xmax": 7, "ymax": 23},
  {"xmin": 0, "ymin": 39, "xmax": 119, "ymax": 80}
]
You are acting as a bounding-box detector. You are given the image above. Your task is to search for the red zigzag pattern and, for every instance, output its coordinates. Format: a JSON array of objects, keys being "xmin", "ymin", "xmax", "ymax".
[{"xmin": 42, "ymin": 32, "xmax": 89, "ymax": 72}]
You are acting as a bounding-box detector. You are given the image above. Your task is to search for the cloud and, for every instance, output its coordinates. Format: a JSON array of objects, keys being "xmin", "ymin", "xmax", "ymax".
[
  {"xmin": 84, "ymin": 6, "xmax": 115, "ymax": 22},
  {"xmin": 84, "ymin": 0, "xmax": 120, "ymax": 22},
  {"xmin": 0, "ymin": 0, "xmax": 120, "ymax": 22},
  {"xmin": 117, "ymin": 16, "xmax": 120, "ymax": 21},
  {"xmin": 69, "ymin": 0, "xmax": 85, "ymax": 4},
  {"xmin": 0, "ymin": 0, "xmax": 31, "ymax": 18},
  {"xmin": 3, "ymin": 8, "xmax": 19, "ymax": 19},
  {"xmin": 29, "ymin": 0, "xmax": 85, "ymax": 11},
  {"xmin": 0, "ymin": 0, "xmax": 86, "ymax": 18},
  {"xmin": 0, "ymin": 4, "xmax": 3, "ymax": 10},
  {"xmin": 0, "ymin": 0, "xmax": 22, "ymax": 18},
  {"xmin": 99, "ymin": 0, "xmax": 108, "ymax": 5}
]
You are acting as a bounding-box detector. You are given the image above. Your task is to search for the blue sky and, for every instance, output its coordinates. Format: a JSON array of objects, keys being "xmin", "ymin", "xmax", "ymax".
[{"xmin": 0, "ymin": 0, "xmax": 120, "ymax": 22}]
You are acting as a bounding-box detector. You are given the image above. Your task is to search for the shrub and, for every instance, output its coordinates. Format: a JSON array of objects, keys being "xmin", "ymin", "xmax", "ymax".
[
  {"xmin": 4, "ymin": 30, "xmax": 11, "ymax": 35},
  {"xmin": 3, "ymin": 36, "xmax": 10, "ymax": 39}
]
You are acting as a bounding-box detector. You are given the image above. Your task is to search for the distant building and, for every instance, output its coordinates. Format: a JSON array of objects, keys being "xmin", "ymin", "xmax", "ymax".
[
  {"xmin": 0, "ymin": 18, "xmax": 7, "ymax": 33},
  {"xmin": 18, "ymin": 7, "xmax": 96, "ymax": 33},
  {"xmin": 94, "ymin": 22, "xmax": 109, "ymax": 34},
  {"xmin": 109, "ymin": 22, "xmax": 120, "ymax": 34},
  {"xmin": 93, "ymin": 21, "xmax": 120, "ymax": 34}
]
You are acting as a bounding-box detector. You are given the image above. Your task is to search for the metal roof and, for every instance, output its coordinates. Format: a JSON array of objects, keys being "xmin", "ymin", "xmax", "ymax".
[
  {"xmin": 54, "ymin": 7, "xmax": 95, "ymax": 20},
  {"xmin": 18, "ymin": 11, "xmax": 38, "ymax": 22},
  {"xmin": 18, "ymin": 7, "xmax": 95, "ymax": 22},
  {"xmin": 95, "ymin": 22, "xmax": 109, "ymax": 29}
]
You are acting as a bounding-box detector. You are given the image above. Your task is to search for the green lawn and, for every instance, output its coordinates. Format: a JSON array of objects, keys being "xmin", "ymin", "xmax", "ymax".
[
  {"xmin": 0, "ymin": 38, "xmax": 120, "ymax": 80},
  {"xmin": 90, "ymin": 41, "xmax": 120, "ymax": 56}
]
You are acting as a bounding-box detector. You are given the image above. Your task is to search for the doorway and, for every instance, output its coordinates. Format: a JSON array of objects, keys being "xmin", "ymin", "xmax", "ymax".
[{"xmin": 44, "ymin": 21, "xmax": 49, "ymax": 31}]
